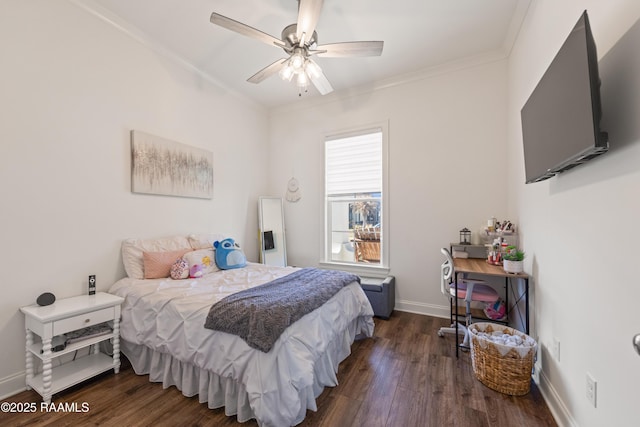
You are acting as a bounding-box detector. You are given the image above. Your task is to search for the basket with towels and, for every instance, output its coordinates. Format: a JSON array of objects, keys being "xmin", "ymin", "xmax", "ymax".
[{"xmin": 469, "ymin": 322, "xmax": 537, "ymax": 395}]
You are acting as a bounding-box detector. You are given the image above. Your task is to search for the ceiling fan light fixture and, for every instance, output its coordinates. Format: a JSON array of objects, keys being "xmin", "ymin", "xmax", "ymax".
[
  {"xmin": 279, "ymin": 64, "xmax": 295, "ymax": 81},
  {"xmin": 305, "ymin": 60, "xmax": 321, "ymax": 79},
  {"xmin": 290, "ymin": 49, "xmax": 305, "ymax": 72},
  {"xmin": 296, "ymin": 70, "xmax": 309, "ymax": 88}
]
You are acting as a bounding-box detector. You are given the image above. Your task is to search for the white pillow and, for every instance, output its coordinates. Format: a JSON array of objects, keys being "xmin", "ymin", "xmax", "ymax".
[
  {"xmin": 122, "ymin": 235, "xmax": 191, "ymax": 279},
  {"xmin": 183, "ymin": 248, "xmax": 220, "ymax": 277},
  {"xmin": 188, "ymin": 233, "xmax": 226, "ymax": 250}
]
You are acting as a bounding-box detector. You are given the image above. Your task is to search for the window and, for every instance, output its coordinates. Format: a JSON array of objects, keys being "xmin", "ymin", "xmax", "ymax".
[{"xmin": 324, "ymin": 125, "xmax": 388, "ymax": 270}]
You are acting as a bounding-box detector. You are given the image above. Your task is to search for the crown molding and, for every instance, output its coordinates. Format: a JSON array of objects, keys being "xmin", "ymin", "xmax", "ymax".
[
  {"xmin": 68, "ymin": 0, "xmax": 265, "ymax": 113},
  {"xmin": 68, "ymin": 0, "xmax": 529, "ymax": 117},
  {"xmin": 269, "ymin": 49, "xmax": 509, "ymax": 116},
  {"xmin": 502, "ymin": 0, "xmax": 533, "ymax": 57}
]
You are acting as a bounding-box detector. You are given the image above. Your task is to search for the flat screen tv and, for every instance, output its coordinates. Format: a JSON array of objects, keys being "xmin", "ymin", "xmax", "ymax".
[{"xmin": 521, "ymin": 10, "xmax": 608, "ymax": 184}]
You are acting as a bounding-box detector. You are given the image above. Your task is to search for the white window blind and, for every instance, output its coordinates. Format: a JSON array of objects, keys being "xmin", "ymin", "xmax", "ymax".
[{"xmin": 325, "ymin": 130, "xmax": 382, "ymax": 196}]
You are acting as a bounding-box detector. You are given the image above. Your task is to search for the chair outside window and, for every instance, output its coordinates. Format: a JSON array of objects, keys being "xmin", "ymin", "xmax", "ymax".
[
  {"xmin": 437, "ymin": 247, "xmax": 499, "ymax": 350},
  {"xmin": 353, "ymin": 225, "xmax": 380, "ymax": 263}
]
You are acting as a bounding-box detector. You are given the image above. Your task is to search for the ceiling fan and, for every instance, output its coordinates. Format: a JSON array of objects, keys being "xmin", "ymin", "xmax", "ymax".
[{"xmin": 210, "ymin": 0, "xmax": 384, "ymax": 96}]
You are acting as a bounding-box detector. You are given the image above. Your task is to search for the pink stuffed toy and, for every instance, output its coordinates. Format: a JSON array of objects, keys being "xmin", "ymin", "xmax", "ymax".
[
  {"xmin": 170, "ymin": 258, "xmax": 189, "ymax": 280},
  {"xmin": 484, "ymin": 299, "xmax": 506, "ymax": 320},
  {"xmin": 189, "ymin": 263, "xmax": 203, "ymax": 278}
]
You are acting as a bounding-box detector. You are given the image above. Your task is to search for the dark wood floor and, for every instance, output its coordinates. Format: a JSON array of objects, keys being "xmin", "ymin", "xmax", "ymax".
[{"xmin": 1, "ymin": 311, "xmax": 556, "ymax": 426}]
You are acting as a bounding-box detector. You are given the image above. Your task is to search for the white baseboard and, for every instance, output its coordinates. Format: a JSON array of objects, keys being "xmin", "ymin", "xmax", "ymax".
[
  {"xmin": 0, "ymin": 370, "xmax": 26, "ymax": 401},
  {"xmin": 394, "ymin": 299, "xmax": 449, "ymax": 318},
  {"xmin": 535, "ymin": 367, "xmax": 577, "ymax": 427}
]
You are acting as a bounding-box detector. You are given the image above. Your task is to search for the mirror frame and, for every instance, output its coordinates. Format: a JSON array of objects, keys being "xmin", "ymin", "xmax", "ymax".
[{"xmin": 258, "ymin": 196, "xmax": 287, "ymax": 267}]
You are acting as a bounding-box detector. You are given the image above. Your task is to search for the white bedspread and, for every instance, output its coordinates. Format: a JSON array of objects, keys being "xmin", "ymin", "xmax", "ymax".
[{"xmin": 109, "ymin": 263, "xmax": 374, "ymax": 426}]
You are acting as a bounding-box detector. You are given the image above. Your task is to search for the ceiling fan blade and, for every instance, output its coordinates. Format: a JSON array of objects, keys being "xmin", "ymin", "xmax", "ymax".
[
  {"xmin": 210, "ymin": 13, "xmax": 283, "ymax": 48},
  {"xmin": 315, "ymin": 41, "xmax": 384, "ymax": 58},
  {"xmin": 296, "ymin": 0, "xmax": 324, "ymax": 42},
  {"xmin": 308, "ymin": 59, "xmax": 333, "ymax": 95},
  {"xmin": 247, "ymin": 58, "xmax": 288, "ymax": 84}
]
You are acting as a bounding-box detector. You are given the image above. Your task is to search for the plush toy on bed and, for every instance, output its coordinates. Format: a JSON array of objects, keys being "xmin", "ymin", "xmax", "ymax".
[
  {"xmin": 170, "ymin": 258, "xmax": 190, "ymax": 280},
  {"xmin": 189, "ymin": 263, "xmax": 204, "ymax": 278},
  {"xmin": 214, "ymin": 238, "xmax": 247, "ymax": 270}
]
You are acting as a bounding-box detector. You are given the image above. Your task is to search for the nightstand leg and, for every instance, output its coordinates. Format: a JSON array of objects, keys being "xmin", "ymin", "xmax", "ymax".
[
  {"xmin": 112, "ymin": 317, "xmax": 120, "ymax": 374},
  {"xmin": 25, "ymin": 330, "xmax": 33, "ymax": 390},
  {"xmin": 41, "ymin": 338, "xmax": 52, "ymax": 404}
]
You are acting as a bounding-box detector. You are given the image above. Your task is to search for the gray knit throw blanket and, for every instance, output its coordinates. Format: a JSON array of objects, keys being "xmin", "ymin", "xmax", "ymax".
[{"xmin": 204, "ymin": 268, "xmax": 360, "ymax": 352}]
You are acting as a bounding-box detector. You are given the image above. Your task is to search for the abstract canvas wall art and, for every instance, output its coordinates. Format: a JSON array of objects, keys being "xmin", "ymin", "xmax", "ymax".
[{"xmin": 131, "ymin": 130, "xmax": 213, "ymax": 199}]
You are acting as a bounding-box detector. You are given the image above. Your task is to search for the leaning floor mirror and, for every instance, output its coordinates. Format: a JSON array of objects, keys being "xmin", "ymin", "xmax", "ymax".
[{"xmin": 258, "ymin": 196, "xmax": 287, "ymax": 267}]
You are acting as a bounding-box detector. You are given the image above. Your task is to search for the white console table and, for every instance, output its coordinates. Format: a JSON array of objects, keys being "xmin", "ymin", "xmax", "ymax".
[{"xmin": 20, "ymin": 292, "xmax": 123, "ymax": 403}]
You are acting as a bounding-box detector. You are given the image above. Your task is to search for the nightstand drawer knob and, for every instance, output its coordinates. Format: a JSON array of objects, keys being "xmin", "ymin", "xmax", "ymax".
[{"xmin": 85, "ymin": 318, "xmax": 90, "ymax": 323}]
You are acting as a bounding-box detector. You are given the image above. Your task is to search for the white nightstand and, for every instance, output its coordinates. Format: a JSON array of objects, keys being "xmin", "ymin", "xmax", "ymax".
[{"xmin": 20, "ymin": 292, "xmax": 124, "ymax": 403}]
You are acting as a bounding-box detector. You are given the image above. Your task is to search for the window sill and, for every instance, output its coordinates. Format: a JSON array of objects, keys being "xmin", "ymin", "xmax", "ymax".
[{"xmin": 318, "ymin": 261, "xmax": 390, "ymax": 278}]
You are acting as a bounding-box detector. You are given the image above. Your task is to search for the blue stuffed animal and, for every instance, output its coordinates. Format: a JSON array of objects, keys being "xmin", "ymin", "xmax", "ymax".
[{"xmin": 214, "ymin": 238, "xmax": 247, "ymax": 270}]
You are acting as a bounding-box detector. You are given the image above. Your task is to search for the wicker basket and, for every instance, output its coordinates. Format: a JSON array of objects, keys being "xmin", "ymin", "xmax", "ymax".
[
  {"xmin": 353, "ymin": 240, "xmax": 380, "ymax": 262},
  {"xmin": 469, "ymin": 322, "xmax": 537, "ymax": 396},
  {"xmin": 353, "ymin": 226, "xmax": 380, "ymax": 262},
  {"xmin": 354, "ymin": 226, "xmax": 380, "ymax": 241}
]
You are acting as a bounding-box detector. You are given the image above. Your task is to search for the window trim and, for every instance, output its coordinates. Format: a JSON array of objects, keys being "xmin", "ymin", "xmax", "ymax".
[{"xmin": 322, "ymin": 121, "xmax": 389, "ymax": 274}]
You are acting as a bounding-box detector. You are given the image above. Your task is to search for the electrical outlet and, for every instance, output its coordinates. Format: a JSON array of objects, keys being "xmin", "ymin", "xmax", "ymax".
[
  {"xmin": 552, "ymin": 337, "xmax": 560, "ymax": 362},
  {"xmin": 586, "ymin": 373, "xmax": 597, "ymax": 408}
]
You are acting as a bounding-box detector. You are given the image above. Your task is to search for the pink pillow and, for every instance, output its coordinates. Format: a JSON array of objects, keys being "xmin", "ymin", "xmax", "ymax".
[{"xmin": 142, "ymin": 249, "xmax": 192, "ymax": 279}]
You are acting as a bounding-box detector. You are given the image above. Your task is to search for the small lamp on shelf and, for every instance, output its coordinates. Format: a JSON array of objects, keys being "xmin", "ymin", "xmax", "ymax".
[{"xmin": 459, "ymin": 228, "xmax": 471, "ymax": 245}]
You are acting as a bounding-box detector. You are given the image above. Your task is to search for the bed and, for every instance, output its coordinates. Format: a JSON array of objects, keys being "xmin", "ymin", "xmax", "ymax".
[{"xmin": 108, "ymin": 234, "xmax": 375, "ymax": 427}]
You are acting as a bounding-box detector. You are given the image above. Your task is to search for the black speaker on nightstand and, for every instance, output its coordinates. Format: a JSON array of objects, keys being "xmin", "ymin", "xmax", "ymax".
[{"xmin": 36, "ymin": 292, "xmax": 56, "ymax": 306}]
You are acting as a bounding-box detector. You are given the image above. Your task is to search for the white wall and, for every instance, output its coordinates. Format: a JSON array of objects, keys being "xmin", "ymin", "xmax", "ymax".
[
  {"xmin": 7, "ymin": 2, "xmax": 638, "ymax": 424},
  {"xmin": 0, "ymin": 1, "xmax": 269, "ymax": 397},
  {"xmin": 269, "ymin": 58, "xmax": 509, "ymax": 314},
  {"xmin": 506, "ymin": 1, "xmax": 640, "ymax": 426}
]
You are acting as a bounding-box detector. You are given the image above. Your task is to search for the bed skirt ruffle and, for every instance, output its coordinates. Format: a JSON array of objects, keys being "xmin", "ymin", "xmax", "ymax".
[{"xmin": 121, "ymin": 315, "xmax": 371, "ymax": 426}]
